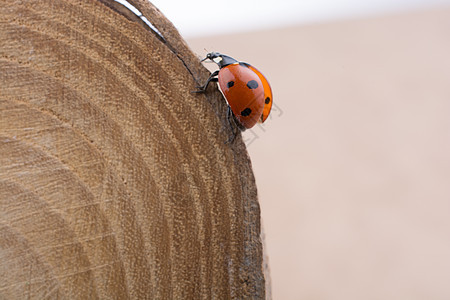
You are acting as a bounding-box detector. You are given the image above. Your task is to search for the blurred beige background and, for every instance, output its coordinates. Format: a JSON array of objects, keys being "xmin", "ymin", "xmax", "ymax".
[{"xmin": 188, "ymin": 7, "xmax": 450, "ymax": 300}]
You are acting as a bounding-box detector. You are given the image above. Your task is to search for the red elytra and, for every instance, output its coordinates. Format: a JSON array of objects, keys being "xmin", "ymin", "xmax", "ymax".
[{"xmin": 194, "ymin": 52, "xmax": 273, "ymax": 129}]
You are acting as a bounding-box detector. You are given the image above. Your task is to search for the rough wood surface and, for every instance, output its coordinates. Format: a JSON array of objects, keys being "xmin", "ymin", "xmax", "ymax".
[{"xmin": 0, "ymin": 0, "xmax": 265, "ymax": 298}]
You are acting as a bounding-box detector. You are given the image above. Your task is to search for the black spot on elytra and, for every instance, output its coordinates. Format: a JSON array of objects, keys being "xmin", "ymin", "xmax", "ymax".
[
  {"xmin": 241, "ymin": 108, "xmax": 252, "ymax": 117},
  {"xmin": 265, "ymin": 97, "xmax": 271, "ymax": 104},
  {"xmin": 247, "ymin": 80, "xmax": 258, "ymax": 89},
  {"xmin": 227, "ymin": 81, "xmax": 234, "ymax": 88}
]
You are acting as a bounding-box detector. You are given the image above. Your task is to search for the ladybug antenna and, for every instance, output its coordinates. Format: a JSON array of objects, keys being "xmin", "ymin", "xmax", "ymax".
[{"xmin": 200, "ymin": 52, "xmax": 216, "ymax": 63}]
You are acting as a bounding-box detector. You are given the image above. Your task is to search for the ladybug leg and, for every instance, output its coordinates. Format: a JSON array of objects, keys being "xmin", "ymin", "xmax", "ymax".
[
  {"xmin": 191, "ymin": 70, "xmax": 219, "ymax": 93},
  {"xmin": 225, "ymin": 106, "xmax": 238, "ymax": 144}
]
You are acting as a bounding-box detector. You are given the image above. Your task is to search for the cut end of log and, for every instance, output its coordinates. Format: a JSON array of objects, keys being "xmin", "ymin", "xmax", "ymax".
[{"xmin": 0, "ymin": 0, "xmax": 266, "ymax": 299}]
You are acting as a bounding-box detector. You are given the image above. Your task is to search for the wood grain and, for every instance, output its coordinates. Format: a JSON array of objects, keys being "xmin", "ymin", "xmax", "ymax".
[{"xmin": 0, "ymin": 0, "xmax": 265, "ymax": 298}]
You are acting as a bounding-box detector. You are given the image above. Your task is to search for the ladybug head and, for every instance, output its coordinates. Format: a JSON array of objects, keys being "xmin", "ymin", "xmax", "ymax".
[{"xmin": 201, "ymin": 52, "xmax": 238, "ymax": 68}]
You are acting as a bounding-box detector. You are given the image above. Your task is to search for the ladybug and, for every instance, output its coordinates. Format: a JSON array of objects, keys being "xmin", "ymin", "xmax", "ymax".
[{"xmin": 194, "ymin": 52, "xmax": 273, "ymax": 130}]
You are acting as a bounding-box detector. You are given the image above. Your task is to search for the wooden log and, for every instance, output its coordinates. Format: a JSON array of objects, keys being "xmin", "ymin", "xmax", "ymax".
[{"xmin": 0, "ymin": 0, "xmax": 265, "ymax": 298}]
